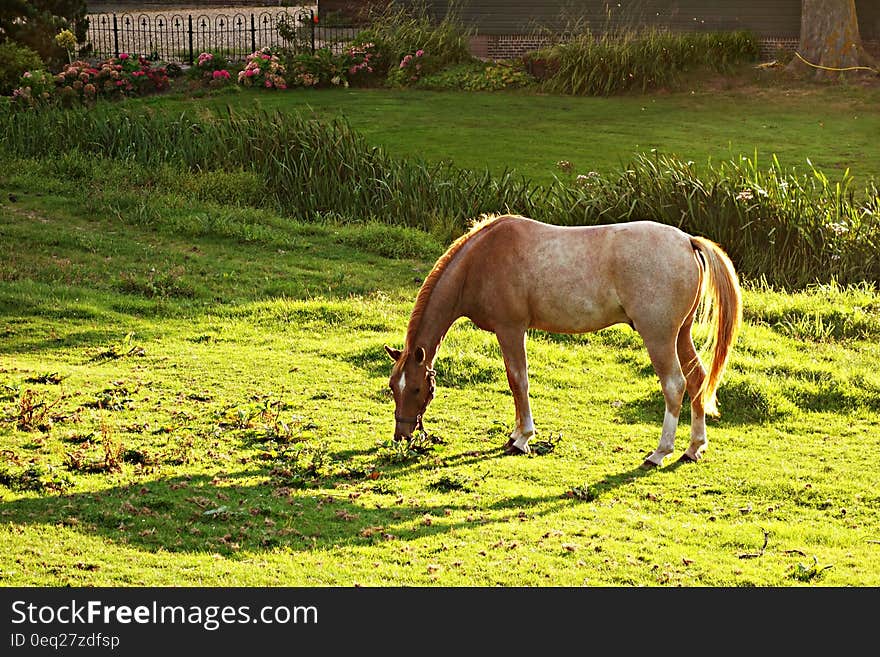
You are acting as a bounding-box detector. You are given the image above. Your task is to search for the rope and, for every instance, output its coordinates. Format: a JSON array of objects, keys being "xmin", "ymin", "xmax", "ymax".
[{"xmin": 794, "ymin": 50, "xmax": 879, "ymax": 74}]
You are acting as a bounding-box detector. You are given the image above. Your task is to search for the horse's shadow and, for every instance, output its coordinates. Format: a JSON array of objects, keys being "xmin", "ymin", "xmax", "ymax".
[
  {"xmin": 0, "ymin": 439, "xmax": 673, "ymax": 570},
  {"xmin": 0, "ymin": 463, "xmax": 560, "ymax": 560}
]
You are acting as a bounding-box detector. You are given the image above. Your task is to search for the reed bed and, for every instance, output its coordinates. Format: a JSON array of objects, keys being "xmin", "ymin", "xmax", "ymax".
[
  {"xmin": 1, "ymin": 104, "xmax": 876, "ymax": 287},
  {"xmin": 535, "ymin": 29, "xmax": 759, "ymax": 95}
]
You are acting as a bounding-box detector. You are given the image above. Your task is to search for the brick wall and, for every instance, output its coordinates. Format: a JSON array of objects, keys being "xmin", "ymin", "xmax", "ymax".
[{"xmin": 483, "ymin": 35, "xmax": 553, "ymax": 60}]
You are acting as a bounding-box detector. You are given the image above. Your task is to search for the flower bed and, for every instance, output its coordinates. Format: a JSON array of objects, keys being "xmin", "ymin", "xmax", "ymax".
[{"xmin": 13, "ymin": 53, "xmax": 171, "ymax": 107}]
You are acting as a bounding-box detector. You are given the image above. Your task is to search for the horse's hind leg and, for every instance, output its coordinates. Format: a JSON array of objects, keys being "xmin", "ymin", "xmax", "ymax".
[
  {"xmin": 641, "ymin": 335, "xmax": 686, "ymax": 468},
  {"xmin": 677, "ymin": 319, "xmax": 708, "ymax": 463},
  {"xmin": 495, "ymin": 327, "xmax": 535, "ymax": 454}
]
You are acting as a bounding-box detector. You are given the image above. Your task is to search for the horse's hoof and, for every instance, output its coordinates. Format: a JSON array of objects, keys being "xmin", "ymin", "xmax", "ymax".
[
  {"xmin": 504, "ymin": 442, "xmax": 528, "ymax": 455},
  {"xmin": 640, "ymin": 459, "xmax": 659, "ymax": 470},
  {"xmin": 503, "ymin": 438, "xmax": 515, "ymax": 449},
  {"xmin": 677, "ymin": 453, "xmax": 699, "ymax": 464}
]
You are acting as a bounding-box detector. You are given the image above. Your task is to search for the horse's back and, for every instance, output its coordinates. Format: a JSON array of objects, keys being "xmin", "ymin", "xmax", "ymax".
[{"xmin": 461, "ymin": 216, "xmax": 701, "ymax": 334}]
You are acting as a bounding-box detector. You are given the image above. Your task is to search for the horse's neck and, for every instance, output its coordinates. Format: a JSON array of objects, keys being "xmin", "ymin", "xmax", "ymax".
[{"xmin": 408, "ymin": 262, "xmax": 465, "ymax": 363}]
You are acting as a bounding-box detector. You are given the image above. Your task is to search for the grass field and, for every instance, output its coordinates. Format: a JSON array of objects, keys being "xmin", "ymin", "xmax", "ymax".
[
  {"xmin": 1, "ymin": 135, "xmax": 879, "ymax": 586},
  {"xmin": 137, "ymin": 77, "xmax": 880, "ymax": 188}
]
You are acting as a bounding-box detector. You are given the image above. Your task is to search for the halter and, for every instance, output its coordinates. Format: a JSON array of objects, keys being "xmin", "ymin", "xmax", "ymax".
[{"xmin": 394, "ymin": 368, "xmax": 436, "ymax": 432}]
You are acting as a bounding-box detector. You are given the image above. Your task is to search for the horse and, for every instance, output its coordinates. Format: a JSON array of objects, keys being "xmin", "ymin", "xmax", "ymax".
[{"xmin": 385, "ymin": 214, "xmax": 742, "ymax": 468}]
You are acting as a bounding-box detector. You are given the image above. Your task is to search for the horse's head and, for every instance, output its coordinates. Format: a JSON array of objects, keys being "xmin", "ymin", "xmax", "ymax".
[{"xmin": 385, "ymin": 345, "xmax": 435, "ymax": 440}]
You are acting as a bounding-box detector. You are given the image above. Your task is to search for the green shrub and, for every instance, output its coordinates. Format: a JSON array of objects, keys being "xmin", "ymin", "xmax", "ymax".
[
  {"xmin": 417, "ymin": 61, "xmax": 537, "ymax": 91},
  {"xmin": 0, "ymin": 41, "xmax": 45, "ymax": 95},
  {"xmin": 284, "ymin": 48, "xmax": 350, "ymax": 88},
  {"xmin": 0, "ymin": 0, "xmax": 88, "ymax": 66}
]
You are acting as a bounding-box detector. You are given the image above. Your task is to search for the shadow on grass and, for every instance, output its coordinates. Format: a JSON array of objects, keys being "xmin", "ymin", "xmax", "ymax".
[
  {"xmin": 615, "ymin": 388, "xmax": 780, "ymax": 427},
  {"xmin": 0, "ymin": 424, "xmax": 701, "ymax": 562},
  {"xmin": 0, "ymin": 455, "xmax": 582, "ymax": 558}
]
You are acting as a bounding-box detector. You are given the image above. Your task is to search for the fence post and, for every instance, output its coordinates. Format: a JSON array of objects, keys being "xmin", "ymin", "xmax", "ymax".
[
  {"xmin": 310, "ymin": 9, "xmax": 315, "ymax": 54},
  {"xmin": 187, "ymin": 15, "xmax": 194, "ymax": 65},
  {"xmin": 250, "ymin": 14, "xmax": 256, "ymax": 54},
  {"xmin": 112, "ymin": 14, "xmax": 119, "ymax": 58}
]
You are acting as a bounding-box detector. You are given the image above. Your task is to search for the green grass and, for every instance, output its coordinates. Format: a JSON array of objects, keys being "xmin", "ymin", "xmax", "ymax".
[
  {"xmin": 4, "ymin": 106, "xmax": 876, "ymax": 287},
  {"xmin": 133, "ymin": 78, "xmax": 880, "ymax": 188},
  {"xmin": 1, "ymin": 160, "xmax": 879, "ymax": 586}
]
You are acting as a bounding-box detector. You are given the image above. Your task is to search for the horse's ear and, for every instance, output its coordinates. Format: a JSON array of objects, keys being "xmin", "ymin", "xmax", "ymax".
[
  {"xmin": 384, "ymin": 345, "xmax": 402, "ymax": 361},
  {"xmin": 414, "ymin": 346, "xmax": 426, "ymax": 364}
]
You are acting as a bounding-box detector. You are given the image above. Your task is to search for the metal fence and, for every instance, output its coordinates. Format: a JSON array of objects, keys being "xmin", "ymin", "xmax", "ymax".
[{"xmin": 84, "ymin": 8, "xmax": 364, "ymax": 64}]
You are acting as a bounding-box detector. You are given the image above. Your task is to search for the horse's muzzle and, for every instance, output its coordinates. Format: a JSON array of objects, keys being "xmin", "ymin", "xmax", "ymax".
[{"xmin": 394, "ymin": 414, "xmax": 421, "ymax": 441}]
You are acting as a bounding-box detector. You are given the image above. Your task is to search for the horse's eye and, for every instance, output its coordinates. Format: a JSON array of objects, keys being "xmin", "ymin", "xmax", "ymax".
[{"xmin": 413, "ymin": 387, "xmax": 421, "ymax": 395}]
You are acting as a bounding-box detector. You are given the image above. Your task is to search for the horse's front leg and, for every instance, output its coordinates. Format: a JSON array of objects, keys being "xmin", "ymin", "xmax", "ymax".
[{"xmin": 496, "ymin": 328, "xmax": 534, "ymax": 454}]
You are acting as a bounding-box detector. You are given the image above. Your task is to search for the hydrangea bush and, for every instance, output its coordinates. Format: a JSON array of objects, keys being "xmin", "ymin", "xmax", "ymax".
[
  {"xmin": 285, "ymin": 48, "xmax": 349, "ymax": 88},
  {"xmin": 344, "ymin": 42, "xmax": 382, "ymax": 86},
  {"xmin": 238, "ymin": 48, "xmax": 287, "ymax": 89},
  {"xmin": 387, "ymin": 49, "xmax": 431, "ymax": 87},
  {"xmin": 12, "ymin": 54, "xmax": 170, "ymax": 107},
  {"xmin": 195, "ymin": 51, "xmax": 233, "ymax": 87}
]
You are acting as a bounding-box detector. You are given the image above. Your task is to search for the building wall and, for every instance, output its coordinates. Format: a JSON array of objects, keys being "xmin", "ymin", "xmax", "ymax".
[
  {"xmin": 393, "ymin": 1, "xmax": 879, "ymax": 59},
  {"xmin": 394, "ymin": 1, "xmax": 879, "ymax": 38}
]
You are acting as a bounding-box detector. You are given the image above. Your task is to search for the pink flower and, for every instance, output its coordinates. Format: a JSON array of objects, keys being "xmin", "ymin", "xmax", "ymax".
[
  {"xmin": 212, "ymin": 69, "xmax": 230, "ymax": 79},
  {"xmin": 119, "ymin": 53, "xmax": 129, "ymax": 60},
  {"xmin": 23, "ymin": 71, "xmax": 32, "ymax": 78},
  {"xmin": 265, "ymin": 80, "xmax": 271, "ymax": 87},
  {"xmin": 416, "ymin": 49, "xmax": 424, "ymax": 57}
]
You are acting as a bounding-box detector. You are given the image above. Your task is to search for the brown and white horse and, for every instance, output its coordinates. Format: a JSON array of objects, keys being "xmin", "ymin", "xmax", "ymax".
[{"xmin": 385, "ymin": 214, "xmax": 742, "ymax": 468}]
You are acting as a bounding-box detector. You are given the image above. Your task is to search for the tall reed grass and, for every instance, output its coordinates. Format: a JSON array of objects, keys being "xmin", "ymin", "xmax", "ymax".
[
  {"xmin": 1, "ymin": 105, "xmax": 876, "ymax": 287},
  {"xmin": 353, "ymin": 2, "xmax": 473, "ymax": 75},
  {"xmin": 533, "ymin": 29, "xmax": 759, "ymax": 95}
]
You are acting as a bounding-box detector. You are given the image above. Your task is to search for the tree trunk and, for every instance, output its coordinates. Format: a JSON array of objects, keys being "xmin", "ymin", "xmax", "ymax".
[{"xmin": 788, "ymin": 0, "xmax": 877, "ymax": 78}]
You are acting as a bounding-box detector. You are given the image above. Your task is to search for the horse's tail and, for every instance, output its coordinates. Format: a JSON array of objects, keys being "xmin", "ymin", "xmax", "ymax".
[{"xmin": 690, "ymin": 236, "xmax": 743, "ymax": 416}]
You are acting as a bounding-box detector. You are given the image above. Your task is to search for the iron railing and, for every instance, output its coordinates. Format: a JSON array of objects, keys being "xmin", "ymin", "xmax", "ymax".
[{"xmin": 84, "ymin": 9, "xmax": 364, "ymax": 64}]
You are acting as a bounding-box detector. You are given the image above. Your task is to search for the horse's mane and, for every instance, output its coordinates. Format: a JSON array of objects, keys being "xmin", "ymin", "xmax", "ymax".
[{"xmin": 405, "ymin": 214, "xmax": 521, "ymax": 347}]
